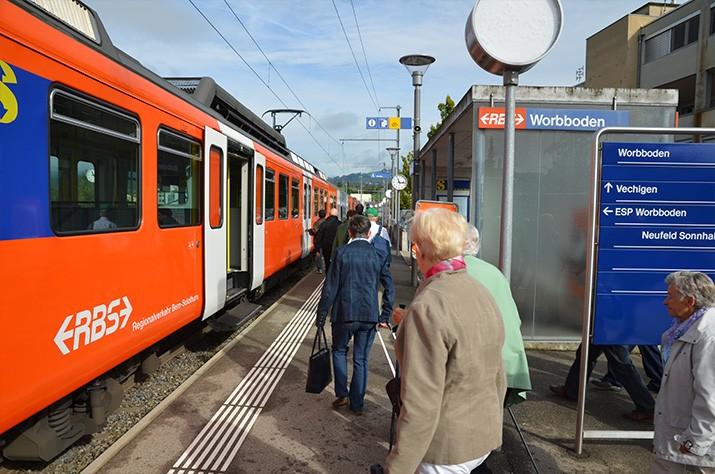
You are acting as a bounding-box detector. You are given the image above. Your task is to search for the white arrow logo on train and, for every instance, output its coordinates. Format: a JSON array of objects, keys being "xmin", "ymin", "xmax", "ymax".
[
  {"xmin": 602, "ymin": 207, "xmax": 613, "ymax": 216},
  {"xmin": 604, "ymin": 182, "xmax": 613, "ymax": 193}
]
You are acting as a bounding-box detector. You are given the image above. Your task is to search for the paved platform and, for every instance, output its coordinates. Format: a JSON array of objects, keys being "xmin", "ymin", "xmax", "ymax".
[{"xmin": 85, "ymin": 254, "xmax": 659, "ymax": 474}]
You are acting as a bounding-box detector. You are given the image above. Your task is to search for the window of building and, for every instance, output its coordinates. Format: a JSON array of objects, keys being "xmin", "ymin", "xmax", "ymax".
[
  {"xmin": 209, "ymin": 146, "xmax": 223, "ymax": 228},
  {"xmin": 49, "ymin": 90, "xmax": 140, "ymax": 234},
  {"xmin": 265, "ymin": 168, "xmax": 275, "ymax": 221},
  {"xmin": 255, "ymin": 164, "xmax": 263, "ymax": 225},
  {"xmin": 291, "ymin": 178, "xmax": 299, "ymax": 218},
  {"xmin": 645, "ymin": 15, "xmax": 700, "ymax": 63},
  {"xmin": 157, "ymin": 129, "xmax": 201, "ymax": 228},
  {"xmin": 278, "ymin": 173, "xmax": 288, "ymax": 219}
]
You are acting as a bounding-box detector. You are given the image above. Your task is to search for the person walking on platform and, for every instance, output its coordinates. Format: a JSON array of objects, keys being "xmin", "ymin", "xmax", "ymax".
[
  {"xmin": 307, "ymin": 209, "xmax": 326, "ymax": 273},
  {"xmin": 592, "ymin": 344, "xmax": 662, "ymax": 393},
  {"xmin": 464, "ymin": 225, "xmax": 531, "ymax": 406},
  {"xmin": 316, "ymin": 214, "xmax": 394, "ymax": 415},
  {"xmin": 315, "ymin": 208, "xmax": 340, "ymax": 271},
  {"xmin": 332, "ymin": 203, "xmax": 364, "ymax": 261},
  {"xmin": 651, "ymin": 271, "xmax": 715, "ymax": 474},
  {"xmin": 385, "ymin": 208, "xmax": 505, "ymax": 474},
  {"xmin": 549, "ymin": 341, "xmax": 656, "ymax": 421}
]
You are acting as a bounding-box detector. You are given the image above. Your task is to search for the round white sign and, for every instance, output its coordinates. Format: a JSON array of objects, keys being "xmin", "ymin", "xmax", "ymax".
[
  {"xmin": 392, "ymin": 174, "xmax": 408, "ymax": 191},
  {"xmin": 465, "ymin": 0, "xmax": 563, "ymax": 74}
]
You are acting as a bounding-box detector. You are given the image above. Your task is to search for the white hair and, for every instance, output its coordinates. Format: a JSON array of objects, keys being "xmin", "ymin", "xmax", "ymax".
[{"xmin": 665, "ymin": 271, "xmax": 715, "ymax": 308}]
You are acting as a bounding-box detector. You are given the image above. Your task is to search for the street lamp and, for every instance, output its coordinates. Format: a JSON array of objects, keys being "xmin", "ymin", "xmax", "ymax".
[{"xmin": 400, "ymin": 54, "xmax": 435, "ymax": 286}]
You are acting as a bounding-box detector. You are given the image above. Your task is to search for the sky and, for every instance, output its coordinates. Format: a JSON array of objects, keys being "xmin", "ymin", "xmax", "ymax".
[{"xmin": 83, "ymin": 0, "xmax": 661, "ymax": 177}]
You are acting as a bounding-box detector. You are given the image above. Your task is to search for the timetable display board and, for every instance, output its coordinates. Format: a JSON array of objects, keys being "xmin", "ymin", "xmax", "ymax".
[{"xmin": 593, "ymin": 142, "xmax": 715, "ymax": 344}]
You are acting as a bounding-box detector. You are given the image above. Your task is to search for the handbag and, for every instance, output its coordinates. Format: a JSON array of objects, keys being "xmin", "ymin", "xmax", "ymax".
[{"xmin": 305, "ymin": 326, "xmax": 332, "ymax": 394}]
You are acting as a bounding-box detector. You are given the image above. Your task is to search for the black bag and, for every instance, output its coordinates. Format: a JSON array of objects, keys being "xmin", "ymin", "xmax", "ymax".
[{"xmin": 305, "ymin": 326, "xmax": 332, "ymax": 394}]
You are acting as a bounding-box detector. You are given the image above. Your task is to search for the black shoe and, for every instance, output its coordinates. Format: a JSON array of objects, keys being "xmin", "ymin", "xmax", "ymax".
[
  {"xmin": 624, "ymin": 409, "xmax": 654, "ymax": 422},
  {"xmin": 548, "ymin": 384, "xmax": 576, "ymax": 400},
  {"xmin": 332, "ymin": 397, "xmax": 348, "ymax": 409}
]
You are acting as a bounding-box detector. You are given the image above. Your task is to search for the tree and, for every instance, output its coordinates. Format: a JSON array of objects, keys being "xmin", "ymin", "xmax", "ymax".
[
  {"xmin": 427, "ymin": 95, "xmax": 455, "ymax": 140},
  {"xmin": 399, "ymin": 151, "xmax": 413, "ymax": 210}
]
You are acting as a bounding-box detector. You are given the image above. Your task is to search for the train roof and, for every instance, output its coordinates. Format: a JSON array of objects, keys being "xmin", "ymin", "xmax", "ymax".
[{"xmin": 11, "ymin": 0, "xmax": 331, "ymax": 181}]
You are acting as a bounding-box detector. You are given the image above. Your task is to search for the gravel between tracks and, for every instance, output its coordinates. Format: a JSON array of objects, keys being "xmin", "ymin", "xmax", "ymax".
[{"xmin": 1, "ymin": 268, "xmax": 309, "ymax": 474}]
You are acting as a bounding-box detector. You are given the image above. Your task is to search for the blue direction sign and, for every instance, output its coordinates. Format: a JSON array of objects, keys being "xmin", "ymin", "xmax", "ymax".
[
  {"xmin": 371, "ymin": 171, "xmax": 391, "ymax": 179},
  {"xmin": 366, "ymin": 116, "xmax": 413, "ymax": 130},
  {"xmin": 593, "ymin": 142, "xmax": 715, "ymax": 344}
]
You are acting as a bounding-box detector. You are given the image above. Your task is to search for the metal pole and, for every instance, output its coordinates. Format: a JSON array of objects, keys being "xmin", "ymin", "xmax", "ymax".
[
  {"xmin": 448, "ymin": 132, "xmax": 455, "ymax": 202},
  {"xmin": 499, "ymin": 70, "xmax": 518, "ymax": 282},
  {"xmin": 410, "ymin": 71, "xmax": 423, "ymax": 287}
]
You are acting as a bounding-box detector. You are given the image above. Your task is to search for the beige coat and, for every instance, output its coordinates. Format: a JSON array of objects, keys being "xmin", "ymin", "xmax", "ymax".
[
  {"xmin": 654, "ymin": 307, "xmax": 715, "ymax": 467},
  {"xmin": 385, "ymin": 269, "xmax": 506, "ymax": 473}
]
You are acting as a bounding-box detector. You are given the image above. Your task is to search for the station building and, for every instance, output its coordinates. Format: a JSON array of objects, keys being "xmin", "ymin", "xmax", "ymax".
[{"xmin": 417, "ymin": 86, "xmax": 677, "ymax": 341}]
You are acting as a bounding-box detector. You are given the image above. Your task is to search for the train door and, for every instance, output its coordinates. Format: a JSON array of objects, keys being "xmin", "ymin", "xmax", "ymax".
[
  {"xmin": 302, "ymin": 174, "xmax": 312, "ymax": 258},
  {"xmin": 226, "ymin": 140, "xmax": 252, "ymax": 300},
  {"xmin": 251, "ymin": 152, "xmax": 266, "ymax": 290},
  {"xmin": 202, "ymin": 126, "xmax": 227, "ymax": 320}
]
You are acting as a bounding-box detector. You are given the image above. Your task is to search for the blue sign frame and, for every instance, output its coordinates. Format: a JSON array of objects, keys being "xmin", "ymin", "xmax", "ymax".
[{"xmin": 592, "ymin": 141, "xmax": 715, "ymax": 344}]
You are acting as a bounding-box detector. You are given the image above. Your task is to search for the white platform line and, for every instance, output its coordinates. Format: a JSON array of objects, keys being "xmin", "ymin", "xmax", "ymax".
[{"xmin": 169, "ymin": 284, "xmax": 322, "ymax": 473}]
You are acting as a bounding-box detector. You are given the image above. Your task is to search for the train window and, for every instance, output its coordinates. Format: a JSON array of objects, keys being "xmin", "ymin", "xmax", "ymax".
[
  {"xmin": 49, "ymin": 90, "xmax": 139, "ymax": 234},
  {"xmin": 157, "ymin": 129, "xmax": 201, "ymax": 228},
  {"xmin": 291, "ymin": 178, "xmax": 299, "ymax": 219},
  {"xmin": 265, "ymin": 168, "xmax": 275, "ymax": 221},
  {"xmin": 209, "ymin": 146, "xmax": 223, "ymax": 229},
  {"xmin": 313, "ymin": 188, "xmax": 319, "ymax": 216},
  {"xmin": 255, "ymin": 165, "xmax": 263, "ymax": 225},
  {"xmin": 278, "ymin": 174, "xmax": 288, "ymax": 219},
  {"xmin": 304, "ymin": 183, "xmax": 309, "ymax": 219}
]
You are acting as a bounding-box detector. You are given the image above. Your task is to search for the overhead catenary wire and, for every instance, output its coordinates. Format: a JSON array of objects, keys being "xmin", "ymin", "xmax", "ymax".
[
  {"xmin": 349, "ymin": 0, "xmax": 380, "ymax": 110},
  {"xmin": 221, "ymin": 0, "xmax": 343, "ymax": 149},
  {"xmin": 330, "ymin": 0, "xmax": 380, "ymax": 111},
  {"xmin": 186, "ymin": 0, "xmax": 344, "ymax": 172}
]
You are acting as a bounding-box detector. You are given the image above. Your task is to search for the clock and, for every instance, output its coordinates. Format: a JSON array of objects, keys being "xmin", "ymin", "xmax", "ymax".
[{"xmin": 391, "ymin": 174, "xmax": 408, "ymax": 191}]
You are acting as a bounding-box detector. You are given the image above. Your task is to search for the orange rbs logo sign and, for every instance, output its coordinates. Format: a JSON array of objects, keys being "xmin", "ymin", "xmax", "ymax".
[{"xmin": 477, "ymin": 107, "xmax": 526, "ymax": 129}]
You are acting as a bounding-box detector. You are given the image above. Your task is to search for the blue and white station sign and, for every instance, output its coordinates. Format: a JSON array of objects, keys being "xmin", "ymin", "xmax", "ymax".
[{"xmin": 593, "ymin": 142, "xmax": 715, "ymax": 344}]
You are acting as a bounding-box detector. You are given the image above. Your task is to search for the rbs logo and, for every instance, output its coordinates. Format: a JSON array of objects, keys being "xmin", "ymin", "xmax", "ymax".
[
  {"xmin": 0, "ymin": 60, "xmax": 19, "ymax": 124},
  {"xmin": 54, "ymin": 297, "xmax": 133, "ymax": 355}
]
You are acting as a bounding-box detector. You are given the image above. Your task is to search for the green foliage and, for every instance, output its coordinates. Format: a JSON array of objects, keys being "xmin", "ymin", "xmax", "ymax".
[
  {"xmin": 399, "ymin": 151, "xmax": 413, "ymax": 209},
  {"xmin": 427, "ymin": 95, "xmax": 455, "ymax": 140}
]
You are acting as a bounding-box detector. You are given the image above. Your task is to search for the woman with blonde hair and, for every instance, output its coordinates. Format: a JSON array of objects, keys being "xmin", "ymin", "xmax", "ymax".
[{"xmin": 385, "ymin": 208, "xmax": 506, "ymax": 474}]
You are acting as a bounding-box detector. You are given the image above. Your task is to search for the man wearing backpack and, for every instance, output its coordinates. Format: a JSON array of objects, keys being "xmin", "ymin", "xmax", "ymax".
[{"xmin": 366, "ymin": 207, "xmax": 391, "ymax": 265}]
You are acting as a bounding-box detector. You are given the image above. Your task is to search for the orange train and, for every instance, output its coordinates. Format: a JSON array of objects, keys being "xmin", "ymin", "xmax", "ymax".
[{"xmin": 0, "ymin": 0, "xmax": 341, "ymax": 461}]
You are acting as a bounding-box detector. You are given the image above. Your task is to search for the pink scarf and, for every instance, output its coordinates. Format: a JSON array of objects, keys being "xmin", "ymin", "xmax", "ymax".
[{"xmin": 424, "ymin": 256, "xmax": 466, "ymax": 280}]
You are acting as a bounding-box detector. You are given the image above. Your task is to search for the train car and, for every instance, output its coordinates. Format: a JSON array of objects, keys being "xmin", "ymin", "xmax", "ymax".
[{"xmin": 0, "ymin": 0, "xmax": 336, "ymax": 461}]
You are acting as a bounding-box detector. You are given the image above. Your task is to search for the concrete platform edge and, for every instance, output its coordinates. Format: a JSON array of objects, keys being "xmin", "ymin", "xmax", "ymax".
[{"xmin": 79, "ymin": 271, "xmax": 314, "ymax": 474}]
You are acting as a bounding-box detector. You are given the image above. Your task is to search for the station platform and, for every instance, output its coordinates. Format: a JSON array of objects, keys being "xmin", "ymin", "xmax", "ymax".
[{"xmin": 82, "ymin": 253, "xmax": 657, "ymax": 474}]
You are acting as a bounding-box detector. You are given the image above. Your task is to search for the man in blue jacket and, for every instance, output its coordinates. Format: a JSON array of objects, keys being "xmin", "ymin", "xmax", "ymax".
[{"xmin": 316, "ymin": 214, "xmax": 394, "ymax": 415}]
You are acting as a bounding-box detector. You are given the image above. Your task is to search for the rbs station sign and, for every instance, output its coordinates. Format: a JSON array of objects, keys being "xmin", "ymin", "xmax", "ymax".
[{"xmin": 478, "ymin": 107, "xmax": 630, "ymax": 132}]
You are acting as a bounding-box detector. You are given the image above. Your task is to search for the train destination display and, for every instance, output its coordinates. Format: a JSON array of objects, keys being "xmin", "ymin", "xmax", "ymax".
[{"xmin": 593, "ymin": 142, "xmax": 715, "ymax": 344}]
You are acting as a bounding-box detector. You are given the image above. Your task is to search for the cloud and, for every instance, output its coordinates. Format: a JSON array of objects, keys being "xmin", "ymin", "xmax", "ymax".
[{"xmin": 316, "ymin": 112, "xmax": 359, "ymax": 131}]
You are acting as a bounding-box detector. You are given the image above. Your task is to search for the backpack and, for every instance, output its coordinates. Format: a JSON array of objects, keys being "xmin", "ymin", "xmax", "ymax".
[{"xmin": 371, "ymin": 225, "xmax": 391, "ymax": 267}]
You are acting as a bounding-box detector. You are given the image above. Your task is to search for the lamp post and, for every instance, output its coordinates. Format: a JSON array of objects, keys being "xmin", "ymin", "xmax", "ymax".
[{"xmin": 400, "ymin": 54, "xmax": 435, "ymax": 287}]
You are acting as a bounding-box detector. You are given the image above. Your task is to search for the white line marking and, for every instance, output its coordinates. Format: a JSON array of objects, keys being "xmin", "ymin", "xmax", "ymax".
[
  {"xmin": 377, "ymin": 331, "xmax": 395, "ymax": 377},
  {"xmin": 169, "ymin": 283, "xmax": 323, "ymax": 473},
  {"xmin": 615, "ymin": 200, "xmax": 715, "ymax": 204},
  {"xmin": 613, "ymin": 223, "xmax": 715, "ymax": 227},
  {"xmin": 180, "ymin": 292, "xmax": 320, "ymax": 469},
  {"xmin": 616, "ymin": 161, "xmax": 715, "ymax": 166},
  {"xmin": 614, "ymin": 245, "xmax": 715, "ymax": 250},
  {"xmin": 611, "ymin": 290, "xmax": 667, "ymax": 294},
  {"xmin": 611, "ymin": 267, "xmax": 715, "ymax": 272}
]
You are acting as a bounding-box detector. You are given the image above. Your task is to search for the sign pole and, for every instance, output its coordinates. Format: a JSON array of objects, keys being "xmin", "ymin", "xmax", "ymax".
[{"xmin": 499, "ymin": 70, "xmax": 518, "ymax": 282}]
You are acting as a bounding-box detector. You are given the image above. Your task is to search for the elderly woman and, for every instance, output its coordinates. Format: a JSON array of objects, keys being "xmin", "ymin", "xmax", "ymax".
[
  {"xmin": 652, "ymin": 271, "xmax": 715, "ymax": 474},
  {"xmin": 463, "ymin": 225, "xmax": 531, "ymax": 406},
  {"xmin": 385, "ymin": 209, "xmax": 505, "ymax": 474}
]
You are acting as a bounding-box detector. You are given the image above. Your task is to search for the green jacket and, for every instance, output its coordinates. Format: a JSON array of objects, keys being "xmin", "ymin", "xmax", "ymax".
[
  {"xmin": 331, "ymin": 220, "xmax": 350, "ymax": 260},
  {"xmin": 464, "ymin": 255, "xmax": 532, "ymax": 405}
]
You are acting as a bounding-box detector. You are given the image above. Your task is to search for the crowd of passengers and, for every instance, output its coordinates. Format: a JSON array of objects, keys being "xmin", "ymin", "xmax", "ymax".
[{"xmin": 308, "ymin": 206, "xmax": 715, "ymax": 474}]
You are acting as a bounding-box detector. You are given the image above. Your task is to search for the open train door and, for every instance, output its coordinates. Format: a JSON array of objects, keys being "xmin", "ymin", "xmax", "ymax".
[
  {"xmin": 302, "ymin": 173, "xmax": 313, "ymax": 258},
  {"xmin": 202, "ymin": 126, "xmax": 228, "ymax": 320}
]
